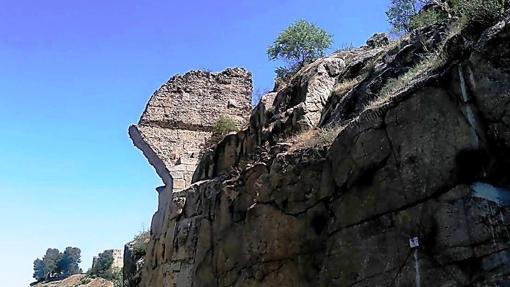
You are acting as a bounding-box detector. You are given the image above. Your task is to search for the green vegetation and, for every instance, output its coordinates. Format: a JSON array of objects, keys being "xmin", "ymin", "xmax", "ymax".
[
  {"xmin": 32, "ymin": 247, "xmax": 82, "ymax": 282},
  {"xmin": 33, "ymin": 259, "xmax": 45, "ymax": 282},
  {"xmin": 268, "ymin": 19, "xmax": 332, "ymax": 80},
  {"xmin": 287, "ymin": 126, "xmax": 344, "ymax": 151},
  {"xmin": 132, "ymin": 230, "xmax": 150, "ymax": 255},
  {"xmin": 386, "ymin": 0, "xmax": 424, "ymax": 33},
  {"xmin": 387, "ymin": 0, "xmax": 507, "ymax": 33},
  {"xmin": 87, "ymin": 250, "xmax": 123, "ymax": 286},
  {"xmin": 212, "ymin": 116, "xmax": 240, "ymax": 136},
  {"xmin": 333, "ymin": 78, "xmax": 361, "ymax": 97},
  {"xmin": 409, "ymin": 9, "xmax": 444, "ymax": 30},
  {"xmin": 89, "ymin": 250, "xmax": 114, "ymax": 278},
  {"xmin": 451, "ymin": 0, "xmax": 506, "ymax": 25},
  {"xmin": 79, "ymin": 277, "xmax": 92, "ymax": 285},
  {"xmin": 98, "ymin": 269, "xmax": 123, "ymax": 287},
  {"xmin": 376, "ymin": 0, "xmax": 508, "ymax": 108},
  {"xmin": 375, "ymin": 52, "xmax": 445, "ymax": 106}
]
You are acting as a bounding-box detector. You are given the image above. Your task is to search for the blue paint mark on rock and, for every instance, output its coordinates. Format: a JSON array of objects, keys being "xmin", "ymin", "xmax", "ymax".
[{"xmin": 471, "ymin": 182, "xmax": 510, "ymax": 206}]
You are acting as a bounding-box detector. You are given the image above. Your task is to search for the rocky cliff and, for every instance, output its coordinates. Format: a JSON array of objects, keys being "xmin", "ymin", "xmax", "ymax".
[{"xmin": 129, "ymin": 12, "xmax": 510, "ymax": 286}]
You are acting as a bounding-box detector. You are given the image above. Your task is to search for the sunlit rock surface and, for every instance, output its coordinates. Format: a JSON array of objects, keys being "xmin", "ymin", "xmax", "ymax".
[{"xmin": 129, "ymin": 12, "xmax": 510, "ymax": 287}]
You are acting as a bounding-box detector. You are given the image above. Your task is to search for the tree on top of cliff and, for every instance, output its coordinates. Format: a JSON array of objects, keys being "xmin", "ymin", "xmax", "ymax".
[
  {"xmin": 267, "ymin": 19, "xmax": 332, "ymax": 79},
  {"xmin": 32, "ymin": 247, "xmax": 82, "ymax": 282},
  {"xmin": 58, "ymin": 247, "xmax": 82, "ymax": 277},
  {"xmin": 42, "ymin": 248, "xmax": 62, "ymax": 279},
  {"xmin": 33, "ymin": 258, "xmax": 45, "ymax": 282},
  {"xmin": 386, "ymin": 0, "xmax": 432, "ymax": 33}
]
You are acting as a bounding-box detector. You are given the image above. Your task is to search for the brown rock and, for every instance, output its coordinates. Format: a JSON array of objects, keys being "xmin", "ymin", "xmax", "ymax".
[{"xmin": 130, "ymin": 12, "xmax": 510, "ymax": 287}]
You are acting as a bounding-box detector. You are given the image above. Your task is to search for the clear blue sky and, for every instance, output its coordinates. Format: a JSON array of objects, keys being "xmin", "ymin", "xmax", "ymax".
[{"xmin": 0, "ymin": 0, "xmax": 390, "ymax": 286}]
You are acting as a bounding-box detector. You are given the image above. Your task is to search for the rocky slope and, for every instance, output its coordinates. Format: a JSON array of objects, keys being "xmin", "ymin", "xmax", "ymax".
[
  {"xmin": 129, "ymin": 12, "xmax": 510, "ymax": 287},
  {"xmin": 31, "ymin": 274, "xmax": 113, "ymax": 287}
]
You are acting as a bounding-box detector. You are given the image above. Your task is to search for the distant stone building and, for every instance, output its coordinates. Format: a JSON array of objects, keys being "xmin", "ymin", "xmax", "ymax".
[
  {"xmin": 129, "ymin": 68, "xmax": 252, "ymax": 191},
  {"xmin": 91, "ymin": 249, "xmax": 123, "ymax": 273}
]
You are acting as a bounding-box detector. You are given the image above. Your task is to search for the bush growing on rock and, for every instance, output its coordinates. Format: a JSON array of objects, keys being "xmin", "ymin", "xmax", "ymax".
[
  {"xmin": 387, "ymin": 0, "xmax": 508, "ymax": 33},
  {"xmin": 212, "ymin": 116, "xmax": 239, "ymax": 136},
  {"xmin": 452, "ymin": 0, "xmax": 506, "ymax": 25},
  {"xmin": 132, "ymin": 230, "xmax": 150, "ymax": 255},
  {"xmin": 409, "ymin": 8, "xmax": 444, "ymax": 30},
  {"xmin": 267, "ymin": 19, "xmax": 332, "ymax": 80}
]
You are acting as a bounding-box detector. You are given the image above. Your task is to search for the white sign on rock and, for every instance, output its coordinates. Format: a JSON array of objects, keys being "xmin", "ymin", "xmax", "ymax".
[{"xmin": 409, "ymin": 237, "xmax": 420, "ymax": 249}]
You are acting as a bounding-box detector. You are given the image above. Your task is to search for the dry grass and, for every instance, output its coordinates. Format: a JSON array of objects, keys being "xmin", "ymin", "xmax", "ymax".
[
  {"xmin": 333, "ymin": 78, "xmax": 360, "ymax": 96},
  {"xmin": 369, "ymin": 51, "xmax": 446, "ymax": 109},
  {"xmin": 287, "ymin": 126, "xmax": 344, "ymax": 151}
]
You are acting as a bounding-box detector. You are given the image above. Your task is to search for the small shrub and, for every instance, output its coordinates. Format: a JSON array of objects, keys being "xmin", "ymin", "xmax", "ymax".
[
  {"xmin": 333, "ymin": 78, "xmax": 361, "ymax": 97},
  {"xmin": 452, "ymin": 0, "xmax": 505, "ymax": 25},
  {"xmin": 317, "ymin": 127, "xmax": 342, "ymax": 146},
  {"xmin": 213, "ymin": 116, "xmax": 240, "ymax": 136},
  {"xmin": 335, "ymin": 42, "xmax": 356, "ymax": 52},
  {"xmin": 110, "ymin": 270, "xmax": 123, "ymax": 287},
  {"xmin": 132, "ymin": 230, "xmax": 150, "ymax": 255},
  {"xmin": 372, "ymin": 51, "xmax": 445, "ymax": 107},
  {"xmin": 410, "ymin": 9, "xmax": 444, "ymax": 30},
  {"xmin": 287, "ymin": 126, "xmax": 343, "ymax": 151}
]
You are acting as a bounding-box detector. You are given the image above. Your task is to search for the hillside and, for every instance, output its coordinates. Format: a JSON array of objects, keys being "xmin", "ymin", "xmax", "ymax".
[{"xmin": 31, "ymin": 274, "xmax": 113, "ymax": 287}]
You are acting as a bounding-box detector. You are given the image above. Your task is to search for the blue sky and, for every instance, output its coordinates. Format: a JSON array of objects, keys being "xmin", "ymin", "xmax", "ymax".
[{"xmin": 0, "ymin": 0, "xmax": 390, "ymax": 285}]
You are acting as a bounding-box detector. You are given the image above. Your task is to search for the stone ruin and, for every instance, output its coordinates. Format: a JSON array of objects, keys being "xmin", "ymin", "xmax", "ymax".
[
  {"xmin": 129, "ymin": 68, "xmax": 252, "ymax": 191},
  {"xmin": 91, "ymin": 249, "xmax": 124, "ymax": 272}
]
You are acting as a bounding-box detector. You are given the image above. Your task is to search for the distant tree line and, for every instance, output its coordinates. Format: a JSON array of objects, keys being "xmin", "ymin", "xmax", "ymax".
[{"xmin": 33, "ymin": 247, "xmax": 82, "ymax": 282}]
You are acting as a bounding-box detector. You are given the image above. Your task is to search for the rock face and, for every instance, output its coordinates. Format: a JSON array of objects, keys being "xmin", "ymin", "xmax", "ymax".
[
  {"xmin": 129, "ymin": 68, "xmax": 252, "ymax": 191},
  {"xmin": 130, "ymin": 13, "xmax": 510, "ymax": 287},
  {"xmin": 124, "ymin": 233, "xmax": 150, "ymax": 287}
]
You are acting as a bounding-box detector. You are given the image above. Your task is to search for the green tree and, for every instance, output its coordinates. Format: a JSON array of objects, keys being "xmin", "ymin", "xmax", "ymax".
[
  {"xmin": 267, "ymin": 20, "xmax": 332, "ymax": 79},
  {"xmin": 42, "ymin": 248, "xmax": 63, "ymax": 279},
  {"xmin": 386, "ymin": 0, "xmax": 431, "ymax": 33},
  {"xmin": 33, "ymin": 258, "xmax": 46, "ymax": 282},
  {"xmin": 34, "ymin": 246, "xmax": 82, "ymax": 282},
  {"xmin": 90, "ymin": 250, "xmax": 114, "ymax": 277},
  {"xmin": 58, "ymin": 247, "xmax": 82, "ymax": 277}
]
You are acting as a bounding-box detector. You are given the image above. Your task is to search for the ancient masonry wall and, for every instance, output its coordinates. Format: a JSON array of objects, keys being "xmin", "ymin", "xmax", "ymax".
[{"xmin": 129, "ymin": 68, "xmax": 252, "ymax": 191}]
